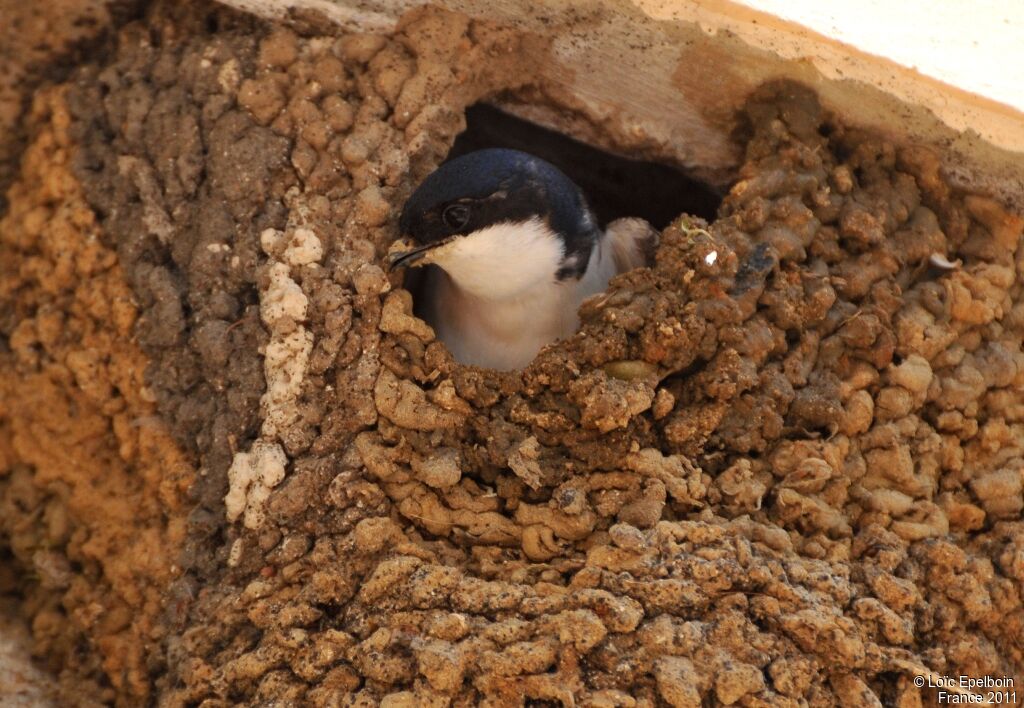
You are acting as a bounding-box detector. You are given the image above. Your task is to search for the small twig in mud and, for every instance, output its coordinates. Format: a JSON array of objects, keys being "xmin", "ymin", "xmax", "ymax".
[
  {"xmin": 226, "ymin": 312, "xmax": 256, "ymax": 335},
  {"xmin": 677, "ymin": 217, "xmax": 713, "ymax": 240},
  {"xmin": 837, "ymin": 308, "xmax": 866, "ymax": 329}
]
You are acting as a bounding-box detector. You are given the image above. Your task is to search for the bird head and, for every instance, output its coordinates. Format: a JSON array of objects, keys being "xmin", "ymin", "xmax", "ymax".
[{"xmin": 391, "ymin": 149, "xmax": 599, "ymax": 299}]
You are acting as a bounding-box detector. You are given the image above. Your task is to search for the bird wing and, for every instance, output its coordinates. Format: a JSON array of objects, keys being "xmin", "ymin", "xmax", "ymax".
[{"xmin": 606, "ymin": 217, "xmax": 660, "ymax": 273}]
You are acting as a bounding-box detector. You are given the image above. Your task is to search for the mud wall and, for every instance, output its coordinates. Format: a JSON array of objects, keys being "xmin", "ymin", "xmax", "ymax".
[
  {"xmin": 0, "ymin": 1, "xmax": 124, "ymax": 210},
  {"xmin": 0, "ymin": 86, "xmax": 194, "ymax": 702},
  {"xmin": 218, "ymin": 0, "xmax": 1024, "ymax": 213},
  {"xmin": 0, "ymin": 1, "xmax": 1022, "ymax": 705}
]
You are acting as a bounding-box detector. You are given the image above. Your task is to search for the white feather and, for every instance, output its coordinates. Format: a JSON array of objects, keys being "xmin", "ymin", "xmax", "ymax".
[{"xmin": 606, "ymin": 217, "xmax": 659, "ymax": 272}]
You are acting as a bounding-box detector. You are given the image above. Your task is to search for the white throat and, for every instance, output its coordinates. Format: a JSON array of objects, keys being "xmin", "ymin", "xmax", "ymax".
[
  {"xmin": 419, "ymin": 219, "xmax": 618, "ymax": 371},
  {"xmin": 424, "ymin": 218, "xmax": 566, "ymax": 300}
]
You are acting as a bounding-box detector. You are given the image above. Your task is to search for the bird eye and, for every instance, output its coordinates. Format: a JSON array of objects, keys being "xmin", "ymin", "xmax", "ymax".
[{"xmin": 441, "ymin": 204, "xmax": 470, "ymax": 230}]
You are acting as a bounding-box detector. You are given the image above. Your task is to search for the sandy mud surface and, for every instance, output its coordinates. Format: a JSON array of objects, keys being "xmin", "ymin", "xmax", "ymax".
[
  {"xmin": 0, "ymin": 1, "xmax": 1022, "ymax": 705},
  {"xmin": 0, "ymin": 0, "xmax": 131, "ymax": 212}
]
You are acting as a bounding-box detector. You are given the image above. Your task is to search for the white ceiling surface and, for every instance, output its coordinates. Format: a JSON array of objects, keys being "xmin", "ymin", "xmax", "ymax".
[{"xmin": 738, "ymin": 0, "xmax": 1024, "ymax": 113}]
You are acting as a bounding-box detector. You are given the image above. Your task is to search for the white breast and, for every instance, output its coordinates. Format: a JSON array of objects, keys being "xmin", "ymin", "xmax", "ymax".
[{"xmin": 420, "ymin": 218, "xmax": 646, "ymax": 370}]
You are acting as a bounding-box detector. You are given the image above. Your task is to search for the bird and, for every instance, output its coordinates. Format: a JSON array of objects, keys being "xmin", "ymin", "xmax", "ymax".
[{"xmin": 390, "ymin": 148, "xmax": 658, "ymax": 371}]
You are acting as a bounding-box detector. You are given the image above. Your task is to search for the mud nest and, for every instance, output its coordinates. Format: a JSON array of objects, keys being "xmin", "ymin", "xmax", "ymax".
[{"xmin": 0, "ymin": 2, "xmax": 1022, "ymax": 706}]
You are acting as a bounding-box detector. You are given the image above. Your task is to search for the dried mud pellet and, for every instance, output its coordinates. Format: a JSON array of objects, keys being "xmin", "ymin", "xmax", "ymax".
[
  {"xmin": 299, "ymin": 119, "xmax": 331, "ymax": 151},
  {"xmin": 369, "ymin": 45, "xmax": 414, "ymax": 106},
  {"xmin": 290, "ymin": 141, "xmax": 317, "ymax": 179},
  {"xmin": 312, "ymin": 55, "xmax": 349, "ymax": 93},
  {"xmin": 355, "ymin": 185, "xmax": 391, "ymax": 227},
  {"xmin": 322, "ymin": 94, "xmax": 355, "ymax": 132},
  {"xmin": 287, "ymin": 96, "xmax": 321, "ymax": 126},
  {"xmin": 886, "ymin": 354, "xmax": 932, "ymax": 396},
  {"xmin": 617, "ymin": 480, "xmax": 666, "ymax": 528},
  {"xmin": 238, "ymin": 76, "xmax": 286, "ymax": 125},
  {"xmin": 651, "ymin": 387, "xmax": 675, "ymax": 419},
  {"xmin": 969, "ymin": 467, "xmax": 1024, "ymax": 518},
  {"xmin": 715, "ymin": 662, "xmax": 766, "ymax": 705},
  {"xmin": 654, "ymin": 657, "xmax": 702, "ymax": 707},
  {"xmin": 426, "ymin": 613, "xmax": 470, "ymax": 642},
  {"xmin": 874, "ymin": 386, "xmax": 914, "ymax": 420},
  {"xmin": 964, "ymin": 194, "xmax": 1024, "ymax": 252},
  {"xmin": 521, "ymin": 524, "xmax": 561, "ymax": 561},
  {"xmin": 259, "ymin": 29, "xmax": 298, "ymax": 69},
  {"xmin": 337, "ymin": 34, "xmax": 387, "ymax": 64},
  {"xmin": 411, "ymin": 448, "xmax": 461, "ymax": 489}
]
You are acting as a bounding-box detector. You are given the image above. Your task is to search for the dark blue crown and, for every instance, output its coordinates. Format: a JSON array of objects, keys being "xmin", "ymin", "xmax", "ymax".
[{"xmin": 399, "ymin": 149, "xmax": 599, "ymax": 279}]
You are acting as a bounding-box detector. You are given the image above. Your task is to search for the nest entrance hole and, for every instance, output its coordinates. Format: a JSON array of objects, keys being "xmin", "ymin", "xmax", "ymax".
[
  {"xmin": 404, "ymin": 102, "xmax": 724, "ymax": 312},
  {"xmin": 449, "ymin": 103, "xmax": 723, "ymax": 228}
]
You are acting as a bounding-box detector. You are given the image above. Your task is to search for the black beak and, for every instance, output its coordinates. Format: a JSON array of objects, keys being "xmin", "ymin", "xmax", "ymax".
[{"xmin": 387, "ymin": 238, "xmax": 452, "ymax": 271}]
